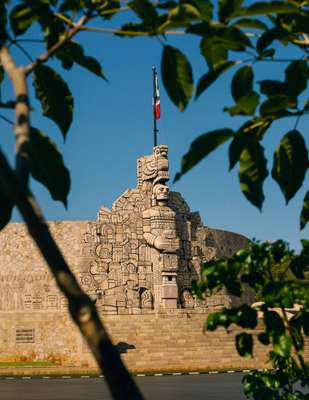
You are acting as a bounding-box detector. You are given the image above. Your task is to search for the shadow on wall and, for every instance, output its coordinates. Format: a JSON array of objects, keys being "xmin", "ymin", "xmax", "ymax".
[{"xmin": 116, "ymin": 342, "xmax": 136, "ymax": 354}]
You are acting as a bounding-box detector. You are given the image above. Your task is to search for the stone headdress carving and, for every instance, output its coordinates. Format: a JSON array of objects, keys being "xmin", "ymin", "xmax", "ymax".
[{"xmin": 137, "ymin": 145, "xmax": 169, "ymax": 190}]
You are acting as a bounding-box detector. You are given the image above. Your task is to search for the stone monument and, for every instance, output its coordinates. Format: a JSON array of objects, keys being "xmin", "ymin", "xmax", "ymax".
[
  {"xmin": 0, "ymin": 144, "xmax": 256, "ymax": 371},
  {"xmin": 78, "ymin": 145, "xmax": 250, "ymax": 314}
]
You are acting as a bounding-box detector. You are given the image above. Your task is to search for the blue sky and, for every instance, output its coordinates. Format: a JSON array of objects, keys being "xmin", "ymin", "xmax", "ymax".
[{"xmin": 0, "ymin": 6, "xmax": 308, "ymax": 250}]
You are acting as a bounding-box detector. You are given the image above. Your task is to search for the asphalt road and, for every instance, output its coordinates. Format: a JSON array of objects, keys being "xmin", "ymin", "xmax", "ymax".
[{"xmin": 0, "ymin": 373, "xmax": 247, "ymax": 400}]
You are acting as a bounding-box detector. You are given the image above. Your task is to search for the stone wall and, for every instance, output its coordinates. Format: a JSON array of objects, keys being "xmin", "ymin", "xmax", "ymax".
[
  {"xmin": 1, "ymin": 311, "xmax": 308, "ymax": 375},
  {"xmin": 0, "ymin": 221, "xmax": 88, "ymax": 313}
]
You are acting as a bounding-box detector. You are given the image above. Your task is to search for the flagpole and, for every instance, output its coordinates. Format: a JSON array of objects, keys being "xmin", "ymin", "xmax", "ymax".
[{"xmin": 152, "ymin": 66, "xmax": 158, "ymax": 147}]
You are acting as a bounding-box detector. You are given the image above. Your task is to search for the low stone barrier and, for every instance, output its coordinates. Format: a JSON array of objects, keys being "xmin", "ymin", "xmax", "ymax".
[{"xmin": 1, "ymin": 311, "xmax": 307, "ymax": 375}]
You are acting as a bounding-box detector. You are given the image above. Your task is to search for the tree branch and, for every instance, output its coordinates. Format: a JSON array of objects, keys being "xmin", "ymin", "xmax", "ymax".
[
  {"xmin": 0, "ymin": 146, "xmax": 144, "ymax": 400},
  {"xmin": 280, "ymin": 305, "xmax": 309, "ymax": 387},
  {"xmin": 0, "ymin": 114, "xmax": 14, "ymax": 125},
  {"xmin": 0, "ymin": 46, "xmax": 30, "ymax": 190},
  {"xmin": 80, "ymin": 25, "xmax": 185, "ymax": 36},
  {"xmin": 15, "ymin": 39, "xmax": 45, "ymax": 43},
  {"xmin": 12, "ymin": 41, "xmax": 34, "ymax": 63},
  {"xmin": 53, "ymin": 12, "xmax": 184, "ymax": 36},
  {"xmin": 24, "ymin": 13, "xmax": 89, "ymax": 75},
  {"xmin": 96, "ymin": 5, "xmax": 130, "ymax": 16}
]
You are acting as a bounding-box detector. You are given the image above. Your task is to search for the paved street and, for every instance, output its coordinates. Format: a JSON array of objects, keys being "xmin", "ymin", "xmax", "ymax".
[{"xmin": 0, "ymin": 373, "xmax": 247, "ymax": 400}]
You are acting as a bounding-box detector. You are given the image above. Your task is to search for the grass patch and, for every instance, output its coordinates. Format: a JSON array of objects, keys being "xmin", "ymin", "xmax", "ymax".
[{"xmin": 0, "ymin": 361, "xmax": 59, "ymax": 367}]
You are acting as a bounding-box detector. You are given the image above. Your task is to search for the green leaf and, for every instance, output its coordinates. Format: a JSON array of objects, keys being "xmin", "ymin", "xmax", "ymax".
[
  {"xmin": 301, "ymin": 310, "xmax": 309, "ymax": 335},
  {"xmin": 259, "ymin": 48, "xmax": 275, "ymax": 58},
  {"xmin": 258, "ymin": 332, "xmax": 270, "ymax": 345},
  {"xmin": 200, "ymin": 37, "xmax": 227, "ymax": 70},
  {"xmin": 57, "ymin": 41, "xmax": 106, "ymax": 79},
  {"xmin": 129, "ymin": 0, "xmax": 158, "ymax": 28},
  {"xmin": 161, "ymin": 45, "xmax": 193, "ymax": 111},
  {"xmin": 30, "ymin": 128, "xmax": 70, "ymax": 206},
  {"xmin": 10, "ymin": 4, "xmax": 36, "ymax": 36},
  {"xmin": 227, "ymin": 66, "xmax": 259, "ymax": 116},
  {"xmin": 233, "ymin": 18, "xmax": 267, "ymax": 31},
  {"xmin": 260, "ymin": 95, "xmax": 290, "ymax": 116},
  {"xmin": 174, "ymin": 129, "xmax": 234, "ymax": 182},
  {"xmin": 59, "ymin": 0, "xmax": 88, "ymax": 12},
  {"xmin": 278, "ymin": 13, "xmax": 309, "ymax": 34},
  {"xmin": 257, "ymin": 27, "xmax": 290, "ymax": 54},
  {"xmin": 285, "ymin": 60, "xmax": 309, "ymax": 98},
  {"xmin": 206, "ymin": 309, "xmax": 233, "ymax": 331},
  {"xmin": 37, "ymin": 6, "xmax": 65, "ymax": 49},
  {"xmin": 206, "ymin": 26, "xmax": 252, "ymax": 51},
  {"xmin": 99, "ymin": 0, "xmax": 120, "ymax": 20},
  {"xmin": 238, "ymin": 141, "xmax": 268, "ymax": 209},
  {"xmin": 218, "ymin": 0, "xmax": 244, "ymax": 22},
  {"xmin": 225, "ymin": 91, "xmax": 260, "ymax": 116},
  {"xmin": 229, "ymin": 119, "xmax": 271, "ymax": 170},
  {"xmin": 184, "ymin": 0, "xmax": 213, "ymax": 21},
  {"xmin": 237, "ymin": 1, "xmax": 300, "ymax": 17},
  {"xmin": 116, "ymin": 22, "xmax": 148, "ymax": 36},
  {"xmin": 168, "ymin": 3, "xmax": 201, "ymax": 24},
  {"xmin": 33, "ymin": 65, "xmax": 74, "ymax": 139},
  {"xmin": 236, "ymin": 333, "xmax": 253, "ymax": 357},
  {"xmin": 272, "ymin": 130, "xmax": 308, "ymax": 203},
  {"xmin": 186, "ymin": 21, "xmax": 212, "ymax": 36},
  {"xmin": 231, "ymin": 66, "xmax": 253, "ymax": 102},
  {"xmin": 259, "ymin": 80, "xmax": 288, "ymax": 98},
  {"xmin": 0, "ymin": 1, "xmax": 7, "ymax": 45},
  {"xmin": 236, "ymin": 304, "xmax": 257, "ymax": 329},
  {"xmin": 196, "ymin": 61, "xmax": 236, "ymax": 99},
  {"xmin": 300, "ymin": 191, "xmax": 309, "ymax": 230},
  {"xmin": 273, "ymin": 334, "xmax": 292, "ymax": 357},
  {"xmin": 264, "ymin": 310, "xmax": 285, "ymax": 337},
  {"xmin": 158, "ymin": 1, "xmax": 177, "ymax": 10},
  {"xmin": 290, "ymin": 251, "xmax": 307, "ymax": 279},
  {"xmin": 0, "ymin": 185, "xmax": 13, "ymax": 230}
]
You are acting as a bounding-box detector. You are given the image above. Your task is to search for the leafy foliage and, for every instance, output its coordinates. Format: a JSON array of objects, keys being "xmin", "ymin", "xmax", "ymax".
[
  {"xmin": 161, "ymin": 45, "xmax": 193, "ymax": 111},
  {"xmin": 33, "ymin": 65, "xmax": 74, "ymax": 139},
  {"xmin": 159, "ymin": 0, "xmax": 309, "ymax": 225},
  {"xmin": 236, "ymin": 332, "xmax": 253, "ymax": 357},
  {"xmin": 300, "ymin": 191, "xmax": 309, "ymax": 230},
  {"xmin": 272, "ymin": 131, "xmax": 308, "ymax": 204},
  {"xmin": 193, "ymin": 241, "xmax": 309, "ymax": 399},
  {"xmin": 174, "ymin": 129, "xmax": 234, "ymax": 182},
  {"xmin": 238, "ymin": 141, "xmax": 268, "ymax": 209},
  {"xmin": 196, "ymin": 61, "xmax": 236, "ymax": 99},
  {"xmin": 193, "ymin": 240, "xmax": 309, "ymax": 399},
  {"xmin": 56, "ymin": 41, "xmax": 106, "ymax": 79},
  {"xmin": 30, "ymin": 128, "xmax": 70, "ymax": 207},
  {"xmin": 0, "ymin": 0, "xmax": 115, "ymax": 234},
  {"xmin": 10, "ymin": 3, "xmax": 37, "ymax": 36}
]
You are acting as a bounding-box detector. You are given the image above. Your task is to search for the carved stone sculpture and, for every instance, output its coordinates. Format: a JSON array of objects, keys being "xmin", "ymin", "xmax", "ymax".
[
  {"xmin": 0, "ymin": 145, "xmax": 250, "ymax": 314},
  {"xmin": 78, "ymin": 145, "xmax": 250, "ymax": 314}
]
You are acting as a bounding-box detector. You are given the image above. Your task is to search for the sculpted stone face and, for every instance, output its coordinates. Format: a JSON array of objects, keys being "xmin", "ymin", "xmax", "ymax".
[
  {"xmin": 154, "ymin": 184, "xmax": 169, "ymax": 203},
  {"xmin": 154, "ymin": 145, "xmax": 168, "ymax": 159}
]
